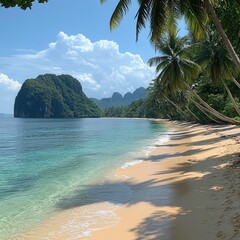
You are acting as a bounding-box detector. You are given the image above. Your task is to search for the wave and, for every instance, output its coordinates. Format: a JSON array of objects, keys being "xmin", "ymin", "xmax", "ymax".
[
  {"xmin": 121, "ymin": 131, "xmax": 172, "ymax": 169},
  {"xmin": 121, "ymin": 160, "xmax": 143, "ymax": 169}
]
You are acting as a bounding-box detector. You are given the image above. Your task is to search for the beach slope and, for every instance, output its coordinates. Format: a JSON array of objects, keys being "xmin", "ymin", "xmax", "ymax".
[{"xmin": 92, "ymin": 121, "xmax": 240, "ymax": 240}]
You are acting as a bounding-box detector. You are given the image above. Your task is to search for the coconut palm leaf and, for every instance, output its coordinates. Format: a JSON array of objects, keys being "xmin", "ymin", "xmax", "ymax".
[
  {"xmin": 101, "ymin": 0, "xmax": 240, "ymax": 70},
  {"xmin": 100, "ymin": 0, "xmax": 132, "ymax": 30}
]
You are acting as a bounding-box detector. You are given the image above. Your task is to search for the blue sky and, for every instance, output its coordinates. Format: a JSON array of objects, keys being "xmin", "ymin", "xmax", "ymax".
[{"xmin": 0, "ymin": 0, "xmax": 187, "ymax": 113}]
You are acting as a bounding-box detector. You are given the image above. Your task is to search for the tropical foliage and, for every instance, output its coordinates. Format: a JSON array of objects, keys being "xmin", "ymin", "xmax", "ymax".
[
  {"xmin": 104, "ymin": 27, "xmax": 240, "ymax": 124},
  {"xmin": 14, "ymin": 74, "xmax": 102, "ymax": 118},
  {"xmin": 0, "ymin": 0, "xmax": 48, "ymax": 9},
  {"xmin": 101, "ymin": 0, "xmax": 240, "ymax": 124},
  {"xmin": 147, "ymin": 29, "xmax": 240, "ymax": 124},
  {"xmin": 101, "ymin": 0, "xmax": 240, "ymax": 70}
]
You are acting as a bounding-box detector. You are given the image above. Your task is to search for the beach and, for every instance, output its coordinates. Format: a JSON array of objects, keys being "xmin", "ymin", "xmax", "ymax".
[
  {"xmin": 92, "ymin": 121, "xmax": 240, "ymax": 240},
  {"xmin": 14, "ymin": 120, "xmax": 240, "ymax": 240}
]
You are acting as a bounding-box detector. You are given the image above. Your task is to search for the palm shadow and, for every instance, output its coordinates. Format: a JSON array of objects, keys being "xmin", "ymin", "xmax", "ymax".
[{"xmin": 56, "ymin": 123, "xmax": 240, "ymax": 239}]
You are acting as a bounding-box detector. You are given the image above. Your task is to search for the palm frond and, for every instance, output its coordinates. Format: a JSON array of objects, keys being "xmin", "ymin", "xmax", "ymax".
[
  {"xmin": 109, "ymin": 0, "xmax": 132, "ymax": 30},
  {"xmin": 149, "ymin": 0, "xmax": 167, "ymax": 42},
  {"xmin": 147, "ymin": 56, "xmax": 168, "ymax": 66},
  {"xmin": 148, "ymin": 29, "xmax": 201, "ymax": 96},
  {"xmin": 180, "ymin": 0, "xmax": 208, "ymax": 40},
  {"xmin": 135, "ymin": 0, "xmax": 153, "ymax": 40}
]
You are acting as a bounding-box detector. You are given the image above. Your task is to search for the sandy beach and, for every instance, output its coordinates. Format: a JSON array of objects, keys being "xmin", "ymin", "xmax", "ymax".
[
  {"xmin": 92, "ymin": 121, "xmax": 240, "ymax": 240},
  {"xmin": 17, "ymin": 120, "xmax": 240, "ymax": 240}
]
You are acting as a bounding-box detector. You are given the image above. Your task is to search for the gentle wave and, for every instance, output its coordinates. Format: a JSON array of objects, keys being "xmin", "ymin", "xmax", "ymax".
[
  {"xmin": 46, "ymin": 204, "xmax": 120, "ymax": 240},
  {"xmin": 121, "ymin": 160, "xmax": 143, "ymax": 169},
  {"xmin": 144, "ymin": 131, "xmax": 172, "ymax": 157},
  {"xmin": 121, "ymin": 131, "xmax": 172, "ymax": 169}
]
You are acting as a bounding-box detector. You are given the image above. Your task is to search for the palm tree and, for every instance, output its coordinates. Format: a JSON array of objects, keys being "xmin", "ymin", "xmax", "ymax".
[
  {"xmin": 148, "ymin": 31, "xmax": 238, "ymax": 124},
  {"xmin": 101, "ymin": 0, "xmax": 206, "ymax": 41},
  {"xmin": 216, "ymin": 0, "xmax": 240, "ymax": 53},
  {"xmin": 149, "ymin": 79, "xmax": 198, "ymax": 121},
  {"xmin": 204, "ymin": 0, "xmax": 240, "ymax": 69},
  {"xmin": 194, "ymin": 30, "xmax": 240, "ymax": 115},
  {"xmin": 184, "ymin": 82, "xmax": 238, "ymax": 124},
  {"xmin": 100, "ymin": 0, "xmax": 240, "ymax": 70},
  {"xmin": 148, "ymin": 32, "xmax": 200, "ymax": 93},
  {"xmin": 186, "ymin": 91, "xmax": 223, "ymax": 124}
]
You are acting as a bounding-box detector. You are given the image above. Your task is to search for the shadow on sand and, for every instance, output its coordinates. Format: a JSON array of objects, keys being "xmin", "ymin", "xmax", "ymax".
[{"xmin": 55, "ymin": 125, "xmax": 239, "ymax": 239}]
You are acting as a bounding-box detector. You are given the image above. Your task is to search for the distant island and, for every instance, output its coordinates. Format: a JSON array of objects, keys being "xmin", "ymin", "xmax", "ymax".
[
  {"xmin": 0, "ymin": 113, "xmax": 13, "ymax": 118},
  {"xmin": 91, "ymin": 87, "xmax": 147, "ymax": 109},
  {"xmin": 14, "ymin": 74, "xmax": 102, "ymax": 118}
]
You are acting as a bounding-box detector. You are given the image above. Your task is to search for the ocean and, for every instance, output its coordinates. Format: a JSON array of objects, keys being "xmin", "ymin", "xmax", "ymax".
[{"xmin": 0, "ymin": 117, "xmax": 168, "ymax": 239}]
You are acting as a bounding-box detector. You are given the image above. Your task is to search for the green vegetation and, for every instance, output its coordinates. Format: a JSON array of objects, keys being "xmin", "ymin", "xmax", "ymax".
[
  {"xmin": 14, "ymin": 74, "xmax": 102, "ymax": 118},
  {"xmin": 101, "ymin": 0, "xmax": 240, "ymax": 124},
  {"xmin": 104, "ymin": 98, "xmax": 162, "ymax": 119},
  {"xmin": 103, "ymin": 28, "xmax": 240, "ymax": 124},
  {"xmin": 101, "ymin": 0, "xmax": 240, "ymax": 70},
  {"xmin": 6, "ymin": 1, "xmax": 240, "ymax": 124},
  {"xmin": 104, "ymin": 80, "xmax": 240, "ymax": 124},
  {"xmin": 0, "ymin": 0, "xmax": 48, "ymax": 9}
]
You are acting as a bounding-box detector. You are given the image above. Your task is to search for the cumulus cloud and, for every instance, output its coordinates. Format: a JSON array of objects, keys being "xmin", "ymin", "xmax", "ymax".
[
  {"xmin": 0, "ymin": 32, "xmax": 156, "ymax": 112},
  {"xmin": 0, "ymin": 73, "xmax": 22, "ymax": 113},
  {"xmin": 0, "ymin": 32, "xmax": 155, "ymax": 99},
  {"xmin": 0, "ymin": 73, "xmax": 21, "ymax": 91}
]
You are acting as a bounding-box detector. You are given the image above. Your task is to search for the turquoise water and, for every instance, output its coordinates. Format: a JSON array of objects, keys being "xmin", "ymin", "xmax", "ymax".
[{"xmin": 0, "ymin": 118, "xmax": 167, "ymax": 239}]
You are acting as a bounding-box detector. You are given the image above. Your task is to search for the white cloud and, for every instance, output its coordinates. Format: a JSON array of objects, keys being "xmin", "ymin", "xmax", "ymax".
[
  {"xmin": 73, "ymin": 73, "xmax": 101, "ymax": 91},
  {"xmin": 0, "ymin": 73, "xmax": 22, "ymax": 113},
  {"xmin": 0, "ymin": 73, "xmax": 21, "ymax": 91},
  {"xmin": 0, "ymin": 32, "xmax": 155, "ymax": 112}
]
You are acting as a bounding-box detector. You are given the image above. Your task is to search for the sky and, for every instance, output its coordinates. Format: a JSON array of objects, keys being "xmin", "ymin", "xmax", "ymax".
[{"xmin": 0, "ymin": 0, "xmax": 187, "ymax": 113}]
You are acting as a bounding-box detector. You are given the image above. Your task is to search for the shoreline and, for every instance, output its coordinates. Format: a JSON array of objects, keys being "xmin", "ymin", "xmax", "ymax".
[
  {"xmin": 92, "ymin": 121, "xmax": 240, "ymax": 240},
  {"xmin": 14, "ymin": 120, "xmax": 240, "ymax": 239}
]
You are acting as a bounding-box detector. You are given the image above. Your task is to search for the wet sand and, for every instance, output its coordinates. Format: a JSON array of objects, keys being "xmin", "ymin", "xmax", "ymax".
[{"xmin": 16, "ymin": 120, "xmax": 240, "ymax": 239}]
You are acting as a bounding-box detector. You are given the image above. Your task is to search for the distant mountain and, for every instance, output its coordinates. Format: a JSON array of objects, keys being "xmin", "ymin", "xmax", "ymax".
[
  {"xmin": 92, "ymin": 87, "xmax": 148, "ymax": 109},
  {"xmin": 14, "ymin": 74, "xmax": 102, "ymax": 118},
  {"xmin": 0, "ymin": 113, "xmax": 13, "ymax": 118}
]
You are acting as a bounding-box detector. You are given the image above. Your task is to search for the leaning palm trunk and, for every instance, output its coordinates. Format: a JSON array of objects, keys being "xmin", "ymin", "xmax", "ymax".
[
  {"xmin": 187, "ymin": 93, "xmax": 223, "ymax": 124},
  {"xmin": 185, "ymin": 83, "xmax": 238, "ymax": 124},
  {"xmin": 181, "ymin": 93, "xmax": 201, "ymax": 121},
  {"xmin": 185, "ymin": 105, "xmax": 200, "ymax": 121},
  {"xmin": 162, "ymin": 93, "xmax": 186, "ymax": 120},
  {"xmin": 221, "ymin": 79, "xmax": 240, "ymax": 115},
  {"xmin": 163, "ymin": 93, "xmax": 199, "ymax": 121},
  {"xmin": 205, "ymin": 0, "xmax": 240, "ymax": 70},
  {"xmin": 231, "ymin": 77, "xmax": 240, "ymax": 89}
]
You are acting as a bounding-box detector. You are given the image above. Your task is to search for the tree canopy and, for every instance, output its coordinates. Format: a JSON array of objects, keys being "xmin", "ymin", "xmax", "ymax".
[
  {"xmin": 0, "ymin": 0, "xmax": 48, "ymax": 9},
  {"xmin": 14, "ymin": 74, "xmax": 102, "ymax": 118},
  {"xmin": 101, "ymin": 0, "xmax": 240, "ymax": 70}
]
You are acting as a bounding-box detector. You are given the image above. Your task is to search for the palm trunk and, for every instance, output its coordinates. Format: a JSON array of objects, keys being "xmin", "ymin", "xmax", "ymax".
[
  {"xmin": 181, "ymin": 93, "xmax": 201, "ymax": 121},
  {"xmin": 231, "ymin": 77, "xmax": 240, "ymax": 89},
  {"xmin": 222, "ymin": 79, "xmax": 240, "ymax": 115},
  {"xmin": 162, "ymin": 93, "xmax": 186, "ymax": 120},
  {"xmin": 186, "ymin": 105, "xmax": 200, "ymax": 121},
  {"xmin": 187, "ymin": 94, "xmax": 223, "ymax": 124},
  {"xmin": 185, "ymin": 83, "xmax": 238, "ymax": 124},
  {"xmin": 205, "ymin": 0, "xmax": 240, "ymax": 70},
  {"xmin": 165, "ymin": 93, "xmax": 200, "ymax": 121}
]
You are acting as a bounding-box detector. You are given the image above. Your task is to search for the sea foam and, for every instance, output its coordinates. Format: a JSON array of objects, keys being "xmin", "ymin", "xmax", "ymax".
[
  {"xmin": 121, "ymin": 160, "xmax": 143, "ymax": 169},
  {"xmin": 121, "ymin": 131, "xmax": 172, "ymax": 168}
]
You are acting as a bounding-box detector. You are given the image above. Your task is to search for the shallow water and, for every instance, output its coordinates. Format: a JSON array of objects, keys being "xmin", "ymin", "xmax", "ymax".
[{"xmin": 0, "ymin": 117, "xmax": 168, "ymax": 239}]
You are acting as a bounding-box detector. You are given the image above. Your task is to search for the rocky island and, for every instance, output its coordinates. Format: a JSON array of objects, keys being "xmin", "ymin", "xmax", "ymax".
[{"xmin": 14, "ymin": 74, "xmax": 102, "ymax": 118}]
